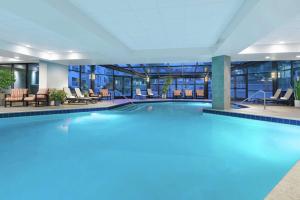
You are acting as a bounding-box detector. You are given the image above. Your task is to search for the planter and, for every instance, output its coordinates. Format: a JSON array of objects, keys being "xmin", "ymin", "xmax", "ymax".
[
  {"xmin": 162, "ymin": 94, "xmax": 167, "ymax": 99},
  {"xmin": 50, "ymin": 101, "xmax": 55, "ymax": 106},
  {"xmin": 54, "ymin": 101, "xmax": 61, "ymax": 106},
  {"xmin": 0, "ymin": 92, "xmax": 5, "ymax": 106},
  {"xmin": 295, "ymin": 100, "xmax": 300, "ymax": 108}
]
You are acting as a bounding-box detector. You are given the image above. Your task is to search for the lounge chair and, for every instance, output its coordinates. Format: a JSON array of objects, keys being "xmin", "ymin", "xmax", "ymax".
[
  {"xmin": 4, "ymin": 88, "xmax": 28, "ymax": 107},
  {"xmin": 136, "ymin": 88, "xmax": 146, "ymax": 99},
  {"xmin": 185, "ymin": 90, "xmax": 193, "ymax": 98},
  {"xmin": 100, "ymin": 89, "xmax": 111, "ymax": 100},
  {"xmin": 173, "ymin": 90, "xmax": 182, "ymax": 99},
  {"xmin": 89, "ymin": 89, "xmax": 102, "ymax": 100},
  {"xmin": 75, "ymin": 88, "xmax": 98, "ymax": 103},
  {"xmin": 261, "ymin": 88, "xmax": 282, "ymax": 102},
  {"xmin": 24, "ymin": 88, "xmax": 49, "ymax": 107},
  {"xmin": 196, "ymin": 90, "xmax": 204, "ymax": 98},
  {"xmin": 63, "ymin": 87, "xmax": 88, "ymax": 104},
  {"xmin": 277, "ymin": 88, "xmax": 293, "ymax": 105},
  {"xmin": 147, "ymin": 89, "xmax": 154, "ymax": 98}
]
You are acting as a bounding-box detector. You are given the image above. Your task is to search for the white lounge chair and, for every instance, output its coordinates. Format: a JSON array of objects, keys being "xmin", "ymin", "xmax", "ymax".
[
  {"xmin": 277, "ymin": 88, "xmax": 293, "ymax": 105},
  {"xmin": 136, "ymin": 88, "xmax": 146, "ymax": 99},
  {"xmin": 75, "ymin": 88, "xmax": 97, "ymax": 103},
  {"xmin": 264, "ymin": 88, "xmax": 282, "ymax": 101},
  {"xmin": 147, "ymin": 89, "xmax": 154, "ymax": 98}
]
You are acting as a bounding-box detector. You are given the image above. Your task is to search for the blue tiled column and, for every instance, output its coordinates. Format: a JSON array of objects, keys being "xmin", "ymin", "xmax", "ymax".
[{"xmin": 212, "ymin": 55, "xmax": 231, "ymax": 110}]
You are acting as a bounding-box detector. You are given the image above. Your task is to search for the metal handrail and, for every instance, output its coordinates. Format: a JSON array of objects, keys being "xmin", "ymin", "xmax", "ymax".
[
  {"xmin": 240, "ymin": 90, "xmax": 266, "ymax": 110},
  {"xmin": 114, "ymin": 90, "xmax": 134, "ymax": 104}
]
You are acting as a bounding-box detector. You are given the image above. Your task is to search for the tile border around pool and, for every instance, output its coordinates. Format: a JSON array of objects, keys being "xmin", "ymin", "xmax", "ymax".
[
  {"xmin": 202, "ymin": 109, "xmax": 300, "ymax": 126},
  {"xmin": 1, "ymin": 100, "xmax": 299, "ymax": 126}
]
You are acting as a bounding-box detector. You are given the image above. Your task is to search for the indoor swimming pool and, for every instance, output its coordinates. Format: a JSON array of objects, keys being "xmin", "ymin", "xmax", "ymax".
[{"xmin": 0, "ymin": 102, "xmax": 300, "ymax": 200}]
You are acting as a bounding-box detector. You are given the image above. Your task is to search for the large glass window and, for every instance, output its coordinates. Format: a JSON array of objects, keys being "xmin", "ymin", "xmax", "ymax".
[
  {"xmin": 247, "ymin": 62, "xmax": 273, "ymax": 98},
  {"xmin": 28, "ymin": 64, "xmax": 39, "ymax": 93},
  {"xmin": 278, "ymin": 61, "xmax": 292, "ymax": 90},
  {"xmin": 13, "ymin": 64, "xmax": 26, "ymax": 89}
]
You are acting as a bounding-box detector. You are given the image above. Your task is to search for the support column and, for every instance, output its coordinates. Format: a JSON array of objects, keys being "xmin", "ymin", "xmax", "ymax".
[
  {"xmin": 212, "ymin": 55, "xmax": 231, "ymax": 110},
  {"xmin": 39, "ymin": 60, "xmax": 68, "ymax": 89}
]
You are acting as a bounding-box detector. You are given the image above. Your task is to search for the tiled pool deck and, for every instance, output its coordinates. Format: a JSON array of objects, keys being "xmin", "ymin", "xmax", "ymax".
[{"xmin": 0, "ymin": 99, "xmax": 299, "ymax": 200}]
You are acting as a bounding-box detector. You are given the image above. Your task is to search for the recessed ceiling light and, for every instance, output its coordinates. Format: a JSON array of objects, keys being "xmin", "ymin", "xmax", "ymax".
[
  {"xmin": 47, "ymin": 51, "xmax": 54, "ymax": 54},
  {"xmin": 25, "ymin": 44, "xmax": 31, "ymax": 48},
  {"xmin": 279, "ymin": 41, "xmax": 285, "ymax": 44},
  {"xmin": 265, "ymin": 56, "xmax": 271, "ymax": 59},
  {"xmin": 14, "ymin": 56, "xmax": 19, "ymax": 59},
  {"xmin": 68, "ymin": 50, "xmax": 73, "ymax": 53}
]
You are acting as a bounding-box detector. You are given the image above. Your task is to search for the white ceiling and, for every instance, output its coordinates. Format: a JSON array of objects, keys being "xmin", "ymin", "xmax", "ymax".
[
  {"xmin": 70, "ymin": 0, "xmax": 244, "ymax": 50},
  {"xmin": 0, "ymin": 0, "xmax": 300, "ymax": 65}
]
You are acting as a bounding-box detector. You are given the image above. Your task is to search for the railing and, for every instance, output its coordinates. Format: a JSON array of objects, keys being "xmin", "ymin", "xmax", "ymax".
[
  {"xmin": 113, "ymin": 90, "xmax": 134, "ymax": 104},
  {"xmin": 240, "ymin": 90, "xmax": 266, "ymax": 110}
]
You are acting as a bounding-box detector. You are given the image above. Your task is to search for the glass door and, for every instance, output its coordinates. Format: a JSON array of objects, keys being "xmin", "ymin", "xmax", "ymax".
[{"xmin": 114, "ymin": 76, "xmax": 132, "ymax": 98}]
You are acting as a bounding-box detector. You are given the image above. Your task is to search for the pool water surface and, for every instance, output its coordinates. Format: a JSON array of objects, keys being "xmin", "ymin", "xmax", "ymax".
[{"xmin": 0, "ymin": 102, "xmax": 300, "ymax": 200}]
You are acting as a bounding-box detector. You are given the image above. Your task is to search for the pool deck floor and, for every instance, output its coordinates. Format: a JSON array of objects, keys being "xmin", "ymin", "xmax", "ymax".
[{"xmin": 0, "ymin": 98, "xmax": 300, "ymax": 200}]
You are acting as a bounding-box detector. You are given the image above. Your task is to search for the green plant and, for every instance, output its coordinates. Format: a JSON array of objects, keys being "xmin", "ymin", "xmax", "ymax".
[
  {"xmin": 294, "ymin": 79, "xmax": 300, "ymax": 100},
  {"xmin": 49, "ymin": 89, "xmax": 66, "ymax": 102},
  {"xmin": 162, "ymin": 77, "xmax": 172, "ymax": 94},
  {"xmin": 0, "ymin": 69, "xmax": 15, "ymax": 92}
]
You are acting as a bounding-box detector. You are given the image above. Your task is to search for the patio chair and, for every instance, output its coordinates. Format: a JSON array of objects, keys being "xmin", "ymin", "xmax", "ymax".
[
  {"xmin": 173, "ymin": 90, "xmax": 182, "ymax": 99},
  {"xmin": 196, "ymin": 90, "xmax": 204, "ymax": 98},
  {"xmin": 277, "ymin": 88, "xmax": 293, "ymax": 105},
  {"xmin": 185, "ymin": 90, "xmax": 193, "ymax": 98},
  {"xmin": 100, "ymin": 89, "xmax": 111, "ymax": 100},
  {"xmin": 136, "ymin": 88, "xmax": 146, "ymax": 99},
  {"xmin": 24, "ymin": 88, "xmax": 49, "ymax": 107},
  {"xmin": 89, "ymin": 89, "xmax": 102, "ymax": 101},
  {"xmin": 147, "ymin": 88, "xmax": 154, "ymax": 98},
  {"xmin": 4, "ymin": 88, "xmax": 28, "ymax": 107},
  {"xmin": 75, "ymin": 88, "xmax": 97, "ymax": 103}
]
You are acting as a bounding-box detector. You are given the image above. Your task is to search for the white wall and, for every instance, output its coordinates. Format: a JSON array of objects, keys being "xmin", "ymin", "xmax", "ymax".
[{"xmin": 39, "ymin": 60, "xmax": 68, "ymax": 89}]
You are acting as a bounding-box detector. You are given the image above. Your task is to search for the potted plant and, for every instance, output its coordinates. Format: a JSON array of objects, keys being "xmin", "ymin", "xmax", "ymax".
[
  {"xmin": 49, "ymin": 89, "xmax": 66, "ymax": 106},
  {"xmin": 0, "ymin": 69, "xmax": 16, "ymax": 106},
  {"xmin": 294, "ymin": 78, "xmax": 300, "ymax": 108},
  {"xmin": 161, "ymin": 77, "xmax": 172, "ymax": 99}
]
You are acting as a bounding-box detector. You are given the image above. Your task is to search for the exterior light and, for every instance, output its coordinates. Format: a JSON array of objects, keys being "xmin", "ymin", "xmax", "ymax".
[
  {"xmin": 271, "ymin": 72, "xmax": 277, "ymax": 79},
  {"xmin": 146, "ymin": 76, "xmax": 150, "ymax": 82}
]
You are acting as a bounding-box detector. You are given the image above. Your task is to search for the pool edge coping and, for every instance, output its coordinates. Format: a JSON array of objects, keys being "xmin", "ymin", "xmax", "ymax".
[{"xmin": 1, "ymin": 100, "xmax": 300, "ymax": 126}]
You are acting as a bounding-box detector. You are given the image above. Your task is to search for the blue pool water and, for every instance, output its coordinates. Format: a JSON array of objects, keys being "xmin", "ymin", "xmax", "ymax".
[{"xmin": 0, "ymin": 102, "xmax": 300, "ymax": 200}]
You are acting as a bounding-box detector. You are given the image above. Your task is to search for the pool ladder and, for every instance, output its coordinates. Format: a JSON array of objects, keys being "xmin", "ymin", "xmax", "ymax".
[
  {"xmin": 113, "ymin": 90, "xmax": 135, "ymax": 105},
  {"xmin": 240, "ymin": 90, "xmax": 266, "ymax": 110}
]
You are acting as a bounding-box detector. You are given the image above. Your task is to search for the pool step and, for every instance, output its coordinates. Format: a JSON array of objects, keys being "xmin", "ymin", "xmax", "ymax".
[{"xmin": 113, "ymin": 104, "xmax": 140, "ymax": 112}]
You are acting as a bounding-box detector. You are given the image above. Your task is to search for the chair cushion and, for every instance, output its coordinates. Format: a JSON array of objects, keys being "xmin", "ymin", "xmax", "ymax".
[
  {"xmin": 5, "ymin": 97, "xmax": 23, "ymax": 101},
  {"xmin": 37, "ymin": 88, "xmax": 48, "ymax": 95}
]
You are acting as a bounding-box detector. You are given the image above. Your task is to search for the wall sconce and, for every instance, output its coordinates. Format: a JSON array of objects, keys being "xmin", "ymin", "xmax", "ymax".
[
  {"xmin": 271, "ymin": 72, "xmax": 277, "ymax": 79},
  {"xmin": 204, "ymin": 76, "xmax": 209, "ymax": 82},
  {"xmin": 89, "ymin": 73, "xmax": 96, "ymax": 80}
]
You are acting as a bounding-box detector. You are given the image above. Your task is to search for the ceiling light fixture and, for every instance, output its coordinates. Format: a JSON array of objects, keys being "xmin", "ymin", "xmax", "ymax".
[
  {"xmin": 25, "ymin": 44, "xmax": 31, "ymax": 48},
  {"xmin": 14, "ymin": 56, "xmax": 20, "ymax": 59},
  {"xmin": 265, "ymin": 56, "xmax": 271, "ymax": 59},
  {"xmin": 47, "ymin": 51, "xmax": 54, "ymax": 54},
  {"xmin": 296, "ymin": 55, "xmax": 300, "ymax": 58},
  {"xmin": 279, "ymin": 41, "xmax": 285, "ymax": 44},
  {"xmin": 68, "ymin": 50, "xmax": 73, "ymax": 53}
]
